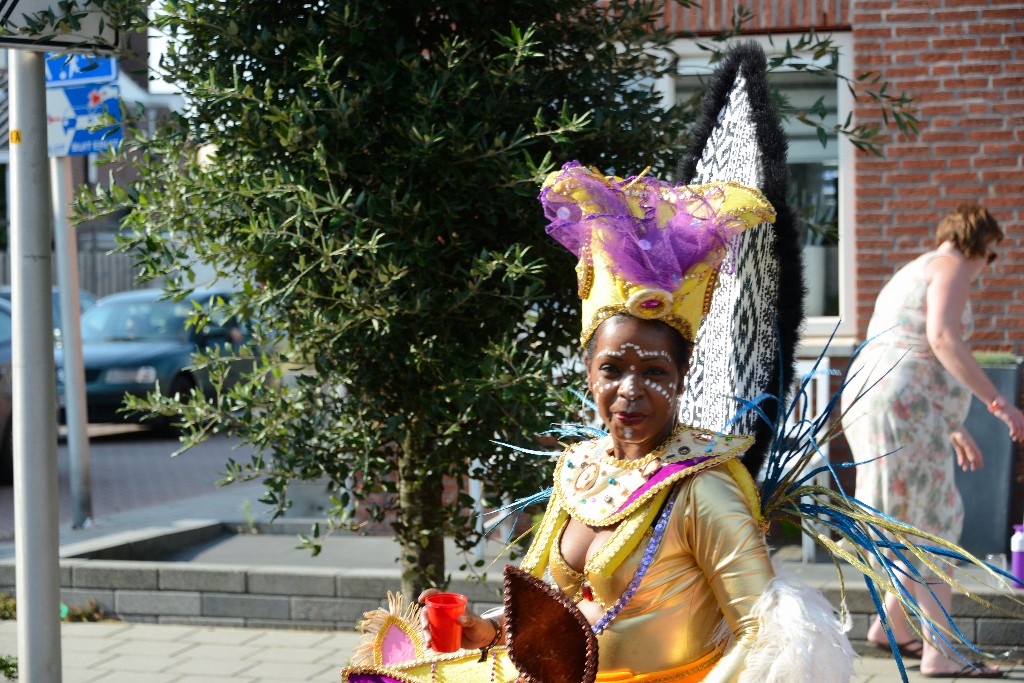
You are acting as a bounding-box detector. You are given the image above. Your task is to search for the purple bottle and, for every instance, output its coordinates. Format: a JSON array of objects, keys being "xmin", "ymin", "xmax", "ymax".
[{"xmin": 1011, "ymin": 525, "xmax": 1024, "ymax": 589}]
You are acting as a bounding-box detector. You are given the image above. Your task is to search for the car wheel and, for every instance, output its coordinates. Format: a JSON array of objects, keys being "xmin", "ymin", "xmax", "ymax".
[
  {"xmin": 0, "ymin": 420, "xmax": 12, "ymax": 487},
  {"xmin": 152, "ymin": 374, "xmax": 196, "ymax": 436}
]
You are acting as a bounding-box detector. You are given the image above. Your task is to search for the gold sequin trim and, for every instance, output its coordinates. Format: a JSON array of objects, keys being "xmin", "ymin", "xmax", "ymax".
[
  {"xmin": 585, "ymin": 491, "xmax": 666, "ymax": 578},
  {"xmin": 550, "ymin": 537, "xmax": 585, "ymax": 583},
  {"xmin": 341, "ymin": 646, "xmax": 516, "ymax": 683},
  {"xmin": 577, "ymin": 240, "xmax": 595, "ymax": 299},
  {"xmin": 702, "ymin": 268, "xmax": 720, "ymax": 318},
  {"xmin": 580, "ymin": 305, "xmax": 694, "ymax": 348},
  {"xmin": 519, "ymin": 504, "xmax": 568, "ymax": 576}
]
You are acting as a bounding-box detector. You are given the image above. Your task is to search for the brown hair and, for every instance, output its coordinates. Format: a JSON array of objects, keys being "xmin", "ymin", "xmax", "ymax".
[{"xmin": 935, "ymin": 204, "xmax": 1003, "ymax": 258}]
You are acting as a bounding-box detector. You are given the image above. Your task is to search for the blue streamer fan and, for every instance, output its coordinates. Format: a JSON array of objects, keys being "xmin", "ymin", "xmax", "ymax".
[{"xmin": 754, "ymin": 325, "xmax": 1023, "ymax": 681}]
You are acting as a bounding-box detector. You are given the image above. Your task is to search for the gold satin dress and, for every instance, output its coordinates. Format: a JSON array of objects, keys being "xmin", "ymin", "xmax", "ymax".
[
  {"xmin": 520, "ymin": 427, "xmax": 776, "ymax": 682},
  {"xmin": 548, "ymin": 467, "xmax": 772, "ymax": 677}
]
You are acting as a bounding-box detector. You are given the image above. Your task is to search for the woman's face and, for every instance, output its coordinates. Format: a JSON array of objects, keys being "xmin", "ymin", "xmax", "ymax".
[
  {"xmin": 966, "ymin": 237, "xmax": 1000, "ymax": 280},
  {"xmin": 586, "ymin": 317, "xmax": 685, "ymax": 458}
]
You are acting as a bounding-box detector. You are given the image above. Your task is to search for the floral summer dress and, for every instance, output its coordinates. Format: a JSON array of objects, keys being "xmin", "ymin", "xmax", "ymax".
[{"xmin": 841, "ymin": 251, "xmax": 973, "ymax": 547}]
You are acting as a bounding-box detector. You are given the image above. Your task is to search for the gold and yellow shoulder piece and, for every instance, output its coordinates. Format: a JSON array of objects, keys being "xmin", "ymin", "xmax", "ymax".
[
  {"xmin": 552, "ymin": 425, "xmax": 754, "ymax": 528},
  {"xmin": 519, "ymin": 497, "xmax": 569, "ymax": 579}
]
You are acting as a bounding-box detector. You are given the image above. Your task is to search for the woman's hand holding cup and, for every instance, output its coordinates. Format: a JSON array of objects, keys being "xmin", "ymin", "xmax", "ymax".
[{"xmin": 417, "ymin": 589, "xmax": 500, "ymax": 652}]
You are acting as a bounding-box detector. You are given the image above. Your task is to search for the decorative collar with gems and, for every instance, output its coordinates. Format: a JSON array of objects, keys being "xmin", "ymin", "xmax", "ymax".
[{"xmin": 553, "ymin": 423, "xmax": 754, "ymax": 527}]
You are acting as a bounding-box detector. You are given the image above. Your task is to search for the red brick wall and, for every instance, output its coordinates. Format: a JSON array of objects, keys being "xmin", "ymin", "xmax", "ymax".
[
  {"xmin": 845, "ymin": 1, "xmax": 1024, "ymax": 528},
  {"xmin": 662, "ymin": 0, "xmax": 849, "ymax": 33},
  {"xmin": 665, "ymin": 0, "xmax": 1022, "ymax": 355},
  {"xmin": 851, "ymin": 0, "xmax": 1024, "ymax": 356}
]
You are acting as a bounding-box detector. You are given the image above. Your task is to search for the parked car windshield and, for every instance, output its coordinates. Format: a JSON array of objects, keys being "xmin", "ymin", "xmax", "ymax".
[{"xmin": 81, "ymin": 300, "xmax": 194, "ymax": 343}]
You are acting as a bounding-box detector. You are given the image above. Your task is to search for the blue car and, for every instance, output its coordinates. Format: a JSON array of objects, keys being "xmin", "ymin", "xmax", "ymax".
[
  {"xmin": 56, "ymin": 288, "xmax": 252, "ymax": 429},
  {"xmin": 0, "ymin": 285, "xmax": 97, "ymax": 347}
]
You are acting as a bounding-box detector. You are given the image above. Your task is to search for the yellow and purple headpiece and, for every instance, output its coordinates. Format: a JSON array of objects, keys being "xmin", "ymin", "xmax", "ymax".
[{"xmin": 540, "ymin": 161, "xmax": 777, "ymax": 346}]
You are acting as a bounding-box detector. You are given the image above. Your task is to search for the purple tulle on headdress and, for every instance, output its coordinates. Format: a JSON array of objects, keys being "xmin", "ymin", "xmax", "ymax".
[{"xmin": 540, "ymin": 161, "xmax": 746, "ymax": 290}]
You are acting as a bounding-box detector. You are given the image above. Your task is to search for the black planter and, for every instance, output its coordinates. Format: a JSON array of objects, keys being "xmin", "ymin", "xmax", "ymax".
[{"xmin": 954, "ymin": 363, "xmax": 1022, "ymax": 558}]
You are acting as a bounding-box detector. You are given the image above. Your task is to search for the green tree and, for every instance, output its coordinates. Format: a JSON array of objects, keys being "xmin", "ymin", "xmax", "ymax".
[
  {"xmin": 76, "ymin": 0, "xmax": 704, "ymax": 596},
  {"xmin": 71, "ymin": 1, "xmax": 915, "ymax": 596}
]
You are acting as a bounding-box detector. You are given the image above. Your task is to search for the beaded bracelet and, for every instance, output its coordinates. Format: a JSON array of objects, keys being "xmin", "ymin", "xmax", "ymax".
[
  {"xmin": 478, "ymin": 617, "xmax": 502, "ymax": 662},
  {"xmin": 990, "ymin": 395, "xmax": 1007, "ymax": 414}
]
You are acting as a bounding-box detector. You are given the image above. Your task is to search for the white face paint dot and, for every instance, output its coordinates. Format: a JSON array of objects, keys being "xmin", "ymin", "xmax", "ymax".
[{"xmin": 597, "ymin": 343, "xmax": 672, "ymax": 363}]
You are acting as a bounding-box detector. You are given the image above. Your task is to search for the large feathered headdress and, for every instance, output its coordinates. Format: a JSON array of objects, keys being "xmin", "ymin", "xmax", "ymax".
[{"xmin": 539, "ymin": 161, "xmax": 776, "ymax": 347}]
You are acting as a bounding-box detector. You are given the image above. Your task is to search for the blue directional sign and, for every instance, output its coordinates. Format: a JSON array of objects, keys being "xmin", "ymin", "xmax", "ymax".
[
  {"xmin": 46, "ymin": 83, "xmax": 122, "ymax": 157},
  {"xmin": 44, "ymin": 53, "xmax": 118, "ymax": 87}
]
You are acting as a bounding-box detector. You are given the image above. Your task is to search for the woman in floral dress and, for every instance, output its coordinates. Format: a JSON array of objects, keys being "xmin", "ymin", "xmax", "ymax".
[{"xmin": 842, "ymin": 204, "xmax": 1024, "ymax": 678}]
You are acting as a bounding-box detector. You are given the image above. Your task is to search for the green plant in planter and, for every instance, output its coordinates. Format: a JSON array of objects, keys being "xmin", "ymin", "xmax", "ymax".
[
  {"xmin": 0, "ymin": 654, "xmax": 15, "ymax": 681},
  {"xmin": 0, "ymin": 595, "xmax": 14, "ymax": 682},
  {"xmin": 0, "ymin": 594, "xmax": 13, "ymax": 620},
  {"xmin": 973, "ymin": 351, "xmax": 1019, "ymax": 367}
]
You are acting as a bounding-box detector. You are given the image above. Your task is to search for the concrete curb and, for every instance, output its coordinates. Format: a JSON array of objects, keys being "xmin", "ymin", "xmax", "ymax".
[
  {"xmin": 0, "ymin": 520, "xmax": 506, "ymax": 631},
  {"xmin": 0, "ymin": 557, "xmax": 502, "ymax": 631}
]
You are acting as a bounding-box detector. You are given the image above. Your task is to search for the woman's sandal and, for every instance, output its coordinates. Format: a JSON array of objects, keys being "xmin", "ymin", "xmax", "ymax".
[
  {"xmin": 920, "ymin": 664, "xmax": 1004, "ymax": 678},
  {"xmin": 870, "ymin": 638, "xmax": 925, "ymax": 659}
]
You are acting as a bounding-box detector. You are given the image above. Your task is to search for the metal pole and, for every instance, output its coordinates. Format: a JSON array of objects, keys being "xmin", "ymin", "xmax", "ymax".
[
  {"xmin": 52, "ymin": 155, "xmax": 91, "ymax": 528},
  {"xmin": 10, "ymin": 49, "xmax": 63, "ymax": 682},
  {"xmin": 468, "ymin": 461, "xmax": 484, "ymax": 561}
]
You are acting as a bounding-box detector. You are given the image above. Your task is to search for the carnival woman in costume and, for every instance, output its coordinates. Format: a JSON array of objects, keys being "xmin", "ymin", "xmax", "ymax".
[{"xmin": 341, "ymin": 161, "xmax": 855, "ymax": 683}]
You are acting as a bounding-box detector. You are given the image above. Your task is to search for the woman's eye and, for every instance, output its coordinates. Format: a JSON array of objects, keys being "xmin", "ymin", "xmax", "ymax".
[
  {"xmin": 644, "ymin": 367, "xmax": 668, "ymax": 377},
  {"xmin": 599, "ymin": 364, "xmax": 620, "ymax": 375}
]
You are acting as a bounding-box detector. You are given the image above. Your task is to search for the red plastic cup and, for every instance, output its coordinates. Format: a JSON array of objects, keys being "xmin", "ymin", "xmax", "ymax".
[{"xmin": 424, "ymin": 592, "xmax": 468, "ymax": 652}]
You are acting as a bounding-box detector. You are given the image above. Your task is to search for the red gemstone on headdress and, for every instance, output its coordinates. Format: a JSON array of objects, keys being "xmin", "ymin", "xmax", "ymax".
[{"xmin": 641, "ymin": 299, "xmax": 661, "ymax": 309}]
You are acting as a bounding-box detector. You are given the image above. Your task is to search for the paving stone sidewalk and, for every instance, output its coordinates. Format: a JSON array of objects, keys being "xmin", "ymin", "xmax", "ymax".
[{"xmin": 2, "ymin": 620, "xmax": 1023, "ymax": 682}]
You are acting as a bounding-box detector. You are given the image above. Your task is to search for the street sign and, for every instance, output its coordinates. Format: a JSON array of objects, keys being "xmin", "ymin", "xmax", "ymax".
[
  {"xmin": 44, "ymin": 53, "xmax": 117, "ymax": 87},
  {"xmin": 0, "ymin": 0, "xmax": 121, "ymax": 52},
  {"xmin": 46, "ymin": 82, "xmax": 121, "ymax": 156}
]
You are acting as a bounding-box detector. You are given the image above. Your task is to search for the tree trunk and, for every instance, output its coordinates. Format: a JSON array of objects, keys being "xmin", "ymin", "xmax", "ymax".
[{"xmin": 397, "ymin": 434, "xmax": 446, "ymax": 598}]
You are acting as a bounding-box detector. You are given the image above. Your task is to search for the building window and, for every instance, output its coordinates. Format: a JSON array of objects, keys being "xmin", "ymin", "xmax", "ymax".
[{"xmin": 663, "ymin": 33, "xmax": 856, "ymax": 343}]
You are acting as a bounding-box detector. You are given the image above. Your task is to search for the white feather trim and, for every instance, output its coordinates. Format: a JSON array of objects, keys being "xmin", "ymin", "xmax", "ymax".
[{"xmin": 738, "ymin": 575, "xmax": 855, "ymax": 683}]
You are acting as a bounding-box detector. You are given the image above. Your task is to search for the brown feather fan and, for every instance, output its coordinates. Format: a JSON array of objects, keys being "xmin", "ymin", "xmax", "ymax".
[{"xmin": 503, "ymin": 566, "xmax": 598, "ymax": 683}]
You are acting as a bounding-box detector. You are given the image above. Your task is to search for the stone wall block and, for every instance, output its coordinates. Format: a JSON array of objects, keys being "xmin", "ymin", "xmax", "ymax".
[
  {"xmin": 202, "ymin": 593, "xmax": 290, "ymax": 620},
  {"xmin": 116, "ymin": 590, "xmax": 201, "ymax": 616}
]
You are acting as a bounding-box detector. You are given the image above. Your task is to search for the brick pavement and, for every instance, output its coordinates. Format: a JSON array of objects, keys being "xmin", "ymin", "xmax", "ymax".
[{"xmin": 1, "ymin": 620, "xmax": 1022, "ymax": 682}]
